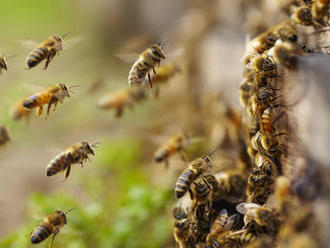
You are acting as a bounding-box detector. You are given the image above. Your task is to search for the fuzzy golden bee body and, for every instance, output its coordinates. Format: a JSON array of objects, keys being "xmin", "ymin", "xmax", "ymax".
[
  {"xmin": 22, "ymin": 83, "xmax": 71, "ymax": 119},
  {"xmin": 0, "ymin": 55, "xmax": 8, "ymax": 74},
  {"xmin": 312, "ymin": 0, "xmax": 330, "ymax": 25},
  {"xmin": 30, "ymin": 209, "xmax": 71, "ymax": 248},
  {"xmin": 46, "ymin": 141, "xmax": 96, "ymax": 180},
  {"xmin": 293, "ymin": 5, "xmax": 314, "ymax": 25},
  {"xmin": 25, "ymin": 34, "xmax": 64, "ymax": 70},
  {"xmin": 0, "ymin": 126, "xmax": 10, "ymax": 145},
  {"xmin": 97, "ymin": 87, "xmax": 146, "ymax": 118},
  {"xmin": 173, "ymin": 207, "xmax": 195, "ymax": 248},
  {"xmin": 128, "ymin": 44, "xmax": 165, "ymax": 87},
  {"xmin": 12, "ymin": 99, "xmax": 31, "ymax": 122},
  {"xmin": 154, "ymin": 132, "xmax": 189, "ymax": 168},
  {"xmin": 175, "ymin": 155, "xmax": 212, "ymax": 198}
]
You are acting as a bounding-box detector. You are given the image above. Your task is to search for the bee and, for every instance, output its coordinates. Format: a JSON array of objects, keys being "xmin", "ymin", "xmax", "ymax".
[
  {"xmin": 274, "ymin": 21, "xmax": 298, "ymax": 43},
  {"xmin": 25, "ymin": 33, "xmax": 69, "ymax": 70},
  {"xmin": 46, "ymin": 141, "xmax": 98, "ymax": 180},
  {"xmin": 148, "ymin": 62, "xmax": 181, "ymax": 97},
  {"xmin": 30, "ymin": 208, "xmax": 74, "ymax": 248},
  {"xmin": 250, "ymin": 30, "xmax": 279, "ymax": 54},
  {"xmin": 312, "ymin": 0, "xmax": 330, "ymax": 26},
  {"xmin": 206, "ymin": 209, "xmax": 240, "ymax": 244},
  {"xmin": 97, "ymin": 87, "xmax": 146, "ymax": 118},
  {"xmin": 268, "ymin": 41, "xmax": 298, "ymax": 69},
  {"xmin": 0, "ymin": 55, "xmax": 7, "ymax": 74},
  {"xmin": 128, "ymin": 43, "xmax": 166, "ymax": 88},
  {"xmin": 214, "ymin": 170, "xmax": 247, "ymax": 203},
  {"xmin": 11, "ymin": 99, "xmax": 31, "ymax": 122},
  {"xmin": 236, "ymin": 203, "xmax": 280, "ymax": 234},
  {"xmin": 206, "ymin": 229, "xmax": 256, "ymax": 248},
  {"xmin": 239, "ymin": 79, "xmax": 253, "ymax": 108},
  {"xmin": 293, "ymin": 5, "xmax": 313, "ymax": 26},
  {"xmin": 22, "ymin": 83, "xmax": 72, "ymax": 119},
  {"xmin": 154, "ymin": 132, "xmax": 190, "ymax": 168},
  {"xmin": 0, "ymin": 126, "xmax": 10, "ymax": 145},
  {"xmin": 175, "ymin": 155, "xmax": 212, "ymax": 199},
  {"xmin": 250, "ymin": 55, "xmax": 278, "ymax": 78},
  {"xmin": 173, "ymin": 207, "xmax": 196, "ymax": 248}
]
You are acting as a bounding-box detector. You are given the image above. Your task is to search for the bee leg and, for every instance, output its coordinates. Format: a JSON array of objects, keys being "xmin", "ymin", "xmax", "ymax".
[
  {"xmin": 188, "ymin": 188, "xmax": 194, "ymax": 200},
  {"xmin": 200, "ymin": 175, "xmax": 212, "ymax": 190},
  {"xmin": 44, "ymin": 49, "xmax": 56, "ymax": 70},
  {"xmin": 48, "ymin": 229, "xmax": 59, "ymax": 248},
  {"xmin": 164, "ymin": 159, "xmax": 169, "ymax": 169},
  {"xmin": 179, "ymin": 150, "xmax": 188, "ymax": 162},
  {"xmin": 37, "ymin": 106, "xmax": 43, "ymax": 116},
  {"xmin": 147, "ymin": 73, "xmax": 153, "ymax": 89},
  {"xmin": 46, "ymin": 96, "xmax": 58, "ymax": 120},
  {"xmin": 115, "ymin": 108, "xmax": 123, "ymax": 118},
  {"xmin": 63, "ymin": 166, "xmax": 71, "ymax": 181},
  {"xmin": 152, "ymin": 66, "xmax": 156, "ymax": 75}
]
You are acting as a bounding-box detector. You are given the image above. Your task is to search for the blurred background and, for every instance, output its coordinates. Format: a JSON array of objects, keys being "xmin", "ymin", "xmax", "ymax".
[{"xmin": 1, "ymin": 0, "xmax": 328, "ymax": 248}]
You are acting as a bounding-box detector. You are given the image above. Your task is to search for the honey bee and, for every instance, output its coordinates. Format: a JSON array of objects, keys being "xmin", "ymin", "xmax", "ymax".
[
  {"xmin": 11, "ymin": 99, "xmax": 31, "ymax": 122},
  {"xmin": 46, "ymin": 141, "xmax": 98, "ymax": 180},
  {"xmin": 0, "ymin": 55, "xmax": 7, "ymax": 74},
  {"xmin": 148, "ymin": 62, "xmax": 181, "ymax": 97},
  {"xmin": 25, "ymin": 33, "xmax": 69, "ymax": 70},
  {"xmin": 250, "ymin": 30, "xmax": 279, "ymax": 54},
  {"xmin": 250, "ymin": 55, "xmax": 278, "ymax": 78},
  {"xmin": 268, "ymin": 41, "xmax": 298, "ymax": 69},
  {"xmin": 206, "ymin": 229, "xmax": 256, "ymax": 248},
  {"xmin": 128, "ymin": 43, "xmax": 166, "ymax": 88},
  {"xmin": 97, "ymin": 87, "xmax": 146, "ymax": 118},
  {"xmin": 30, "ymin": 208, "xmax": 74, "ymax": 248},
  {"xmin": 0, "ymin": 126, "xmax": 10, "ymax": 145},
  {"xmin": 175, "ymin": 155, "xmax": 212, "ymax": 199},
  {"xmin": 22, "ymin": 83, "xmax": 72, "ymax": 119},
  {"xmin": 312, "ymin": 0, "xmax": 330, "ymax": 26},
  {"xmin": 173, "ymin": 207, "xmax": 196, "ymax": 248},
  {"xmin": 154, "ymin": 132, "xmax": 190, "ymax": 168},
  {"xmin": 274, "ymin": 21, "xmax": 298, "ymax": 43},
  {"xmin": 206, "ymin": 209, "xmax": 240, "ymax": 244},
  {"xmin": 214, "ymin": 170, "xmax": 247, "ymax": 203},
  {"xmin": 236, "ymin": 203, "xmax": 280, "ymax": 234},
  {"xmin": 293, "ymin": 5, "xmax": 313, "ymax": 26}
]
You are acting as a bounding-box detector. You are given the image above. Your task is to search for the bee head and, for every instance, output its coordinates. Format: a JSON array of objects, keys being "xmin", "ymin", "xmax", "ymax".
[
  {"xmin": 151, "ymin": 44, "xmax": 165, "ymax": 59},
  {"xmin": 82, "ymin": 141, "xmax": 95, "ymax": 155},
  {"xmin": 59, "ymin": 83, "xmax": 71, "ymax": 97},
  {"xmin": 56, "ymin": 210, "xmax": 67, "ymax": 224},
  {"xmin": 54, "ymin": 35, "xmax": 63, "ymax": 43}
]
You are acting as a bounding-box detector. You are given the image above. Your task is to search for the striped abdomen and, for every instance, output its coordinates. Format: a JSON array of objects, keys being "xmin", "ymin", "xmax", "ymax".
[
  {"xmin": 26, "ymin": 46, "xmax": 49, "ymax": 69},
  {"xmin": 46, "ymin": 152, "xmax": 70, "ymax": 177},
  {"xmin": 154, "ymin": 143, "xmax": 178, "ymax": 162},
  {"xmin": 175, "ymin": 167, "xmax": 198, "ymax": 198},
  {"xmin": 30, "ymin": 223, "xmax": 54, "ymax": 244},
  {"xmin": 128, "ymin": 59, "xmax": 150, "ymax": 87}
]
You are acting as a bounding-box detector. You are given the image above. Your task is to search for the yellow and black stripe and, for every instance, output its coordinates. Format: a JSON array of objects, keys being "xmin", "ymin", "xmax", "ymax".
[
  {"xmin": 175, "ymin": 167, "xmax": 198, "ymax": 198},
  {"xmin": 30, "ymin": 224, "xmax": 53, "ymax": 244},
  {"xmin": 26, "ymin": 46, "xmax": 49, "ymax": 69}
]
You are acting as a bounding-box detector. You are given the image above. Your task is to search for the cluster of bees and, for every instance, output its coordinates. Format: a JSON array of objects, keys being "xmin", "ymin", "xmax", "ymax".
[{"xmin": 0, "ymin": 1, "xmax": 329, "ymax": 248}]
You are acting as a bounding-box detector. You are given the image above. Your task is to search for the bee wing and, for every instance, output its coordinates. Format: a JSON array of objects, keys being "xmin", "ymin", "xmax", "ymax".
[
  {"xmin": 236, "ymin": 202, "xmax": 260, "ymax": 215},
  {"xmin": 219, "ymin": 208, "xmax": 228, "ymax": 216},
  {"xmin": 225, "ymin": 214, "xmax": 240, "ymax": 230},
  {"xmin": 21, "ymin": 40, "xmax": 40, "ymax": 50},
  {"xmin": 62, "ymin": 36, "xmax": 83, "ymax": 50},
  {"xmin": 115, "ymin": 54, "xmax": 140, "ymax": 64}
]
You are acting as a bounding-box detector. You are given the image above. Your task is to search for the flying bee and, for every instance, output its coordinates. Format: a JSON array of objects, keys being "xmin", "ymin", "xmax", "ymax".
[
  {"xmin": 25, "ymin": 32, "xmax": 70, "ymax": 70},
  {"xmin": 30, "ymin": 208, "xmax": 75, "ymax": 248},
  {"xmin": 23, "ymin": 83, "xmax": 74, "ymax": 119},
  {"xmin": 0, "ymin": 126, "xmax": 10, "ymax": 146},
  {"xmin": 154, "ymin": 132, "xmax": 190, "ymax": 168},
  {"xmin": 0, "ymin": 55, "xmax": 7, "ymax": 74},
  {"xmin": 11, "ymin": 98, "xmax": 31, "ymax": 122},
  {"xmin": 46, "ymin": 141, "xmax": 99, "ymax": 181},
  {"xmin": 312, "ymin": 0, "xmax": 330, "ymax": 26},
  {"xmin": 236, "ymin": 203, "xmax": 280, "ymax": 234},
  {"xmin": 97, "ymin": 87, "xmax": 146, "ymax": 118},
  {"xmin": 128, "ymin": 42, "xmax": 166, "ymax": 88},
  {"xmin": 293, "ymin": 5, "xmax": 313, "ymax": 26},
  {"xmin": 175, "ymin": 155, "xmax": 212, "ymax": 199},
  {"xmin": 206, "ymin": 209, "xmax": 240, "ymax": 244}
]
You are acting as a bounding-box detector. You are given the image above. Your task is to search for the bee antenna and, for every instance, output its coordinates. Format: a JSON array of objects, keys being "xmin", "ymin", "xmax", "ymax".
[
  {"xmin": 92, "ymin": 141, "xmax": 102, "ymax": 148},
  {"xmin": 65, "ymin": 207, "xmax": 76, "ymax": 214},
  {"xmin": 69, "ymin": 85, "xmax": 79, "ymax": 89},
  {"xmin": 61, "ymin": 32, "xmax": 71, "ymax": 39},
  {"xmin": 208, "ymin": 146, "xmax": 219, "ymax": 157}
]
